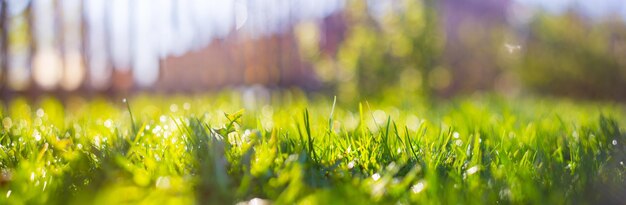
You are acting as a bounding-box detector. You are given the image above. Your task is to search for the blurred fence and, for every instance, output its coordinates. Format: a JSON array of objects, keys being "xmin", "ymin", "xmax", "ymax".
[
  {"xmin": 0, "ymin": 0, "xmax": 343, "ymax": 96},
  {"xmin": 1, "ymin": 0, "xmax": 626, "ymax": 100}
]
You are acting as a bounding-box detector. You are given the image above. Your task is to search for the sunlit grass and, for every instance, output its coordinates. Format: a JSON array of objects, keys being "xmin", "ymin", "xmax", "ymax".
[{"xmin": 0, "ymin": 92, "xmax": 625, "ymax": 204}]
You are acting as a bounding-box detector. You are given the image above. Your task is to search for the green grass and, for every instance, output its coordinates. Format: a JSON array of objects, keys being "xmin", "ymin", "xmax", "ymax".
[{"xmin": 0, "ymin": 91, "xmax": 625, "ymax": 204}]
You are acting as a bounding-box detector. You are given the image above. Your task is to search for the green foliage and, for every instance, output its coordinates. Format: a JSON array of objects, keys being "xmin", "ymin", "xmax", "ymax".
[
  {"xmin": 0, "ymin": 92, "xmax": 625, "ymax": 204},
  {"xmin": 322, "ymin": 5, "xmax": 626, "ymax": 100},
  {"xmin": 519, "ymin": 12, "xmax": 626, "ymax": 100},
  {"xmin": 330, "ymin": 0, "xmax": 441, "ymax": 100}
]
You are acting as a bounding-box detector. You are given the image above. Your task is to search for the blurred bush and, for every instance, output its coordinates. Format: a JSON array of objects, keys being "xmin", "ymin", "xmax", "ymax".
[
  {"xmin": 310, "ymin": 0, "xmax": 441, "ymax": 102},
  {"xmin": 314, "ymin": 2, "xmax": 626, "ymax": 101},
  {"xmin": 518, "ymin": 12, "xmax": 626, "ymax": 100}
]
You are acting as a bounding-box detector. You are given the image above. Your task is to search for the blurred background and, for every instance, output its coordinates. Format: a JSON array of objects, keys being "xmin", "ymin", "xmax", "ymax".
[{"xmin": 0, "ymin": 0, "xmax": 625, "ymax": 101}]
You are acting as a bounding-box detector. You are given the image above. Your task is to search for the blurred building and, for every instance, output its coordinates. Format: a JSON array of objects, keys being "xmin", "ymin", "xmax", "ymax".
[{"xmin": 156, "ymin": 31, "xmax": 319, "ymax": 92}]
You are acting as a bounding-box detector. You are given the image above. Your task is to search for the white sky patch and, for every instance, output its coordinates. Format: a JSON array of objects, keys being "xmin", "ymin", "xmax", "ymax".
[
  {"xmin": 109, "ymin": 0, "xmax": 132, "ymax": 70},
  {"xmin": 235, "ymin": 1, "xmax": 248, "ymax": 30}
]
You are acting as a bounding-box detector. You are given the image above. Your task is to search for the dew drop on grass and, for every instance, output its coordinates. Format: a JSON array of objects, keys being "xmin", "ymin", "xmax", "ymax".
[
  {"xmin": 6, "ymin": 190, "xmax": 10, "ymax": 198},
  {"xmin": 156, "ymin": 176, "xmax": 171, "ymax": 189},
  {"xmin": 286, "ymin": 154, "xmax": 298, "ymax": 163},
  {"xmin": 94, "ymin": 136, "xmax": 101, "ymax": 148},
  {"xmin": 238, "ymin": 198, "xmax": 270, "ymax": 205},
  {"xmin": 411, "ymin": 182, "xmax": 425, "ymax": 193},
  {"xmin": 33, "ymin": 131, "xmax": 41, "ymax": 141},
  {"xmin": 453, "ymin": 132, "xmax": 460, "ymax": 139},
  {"xmin": 104, "ymin": 119, "xmax": 113, "ymax": 128},
  {"xmin": 152, "ymin": 125, "xmax": 162, "ymax": 134},
  {"xmin": 347, "ymin": 161, "xmax": 355, "ymax": 169},
  {"xmin": 466, "ymin": 166, "xmax": 479, "ymax": 175},
  {"xmin": 612, "ymin": 139, "xmax": 617, "ymax": 146},
  {"xmin": 36, "ymin": 108, "xmax": 45, "ymax": 118},
  {"xmin": 455, "ymin": 139, "xmax": 463, "ymax": 146},
  {"xmin": 170, "ymin": 104, "xmax": 179, "ymax": 112},
  {"xmin": 30, "ymin": 172, "xmax": 35, "ymax": 181},
  {"xmin": 372, "ymin": 173, "xmax": 381, "ymax": 181}
]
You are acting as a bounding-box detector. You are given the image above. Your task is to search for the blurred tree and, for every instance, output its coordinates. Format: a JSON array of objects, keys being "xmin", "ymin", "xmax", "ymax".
[
  {"xmin": 329, "ymin": 0, "xmax": 441, "ymax": 101},
  {"xmin": 519, "ymin": 12, "xmax": 626, "ymax": 100}
]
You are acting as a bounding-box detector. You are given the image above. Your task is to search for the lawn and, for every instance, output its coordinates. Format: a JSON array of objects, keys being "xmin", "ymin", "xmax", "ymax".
[{"xmin": 0, "ymin": 91, "xmax": 625, "ymax": 204}]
